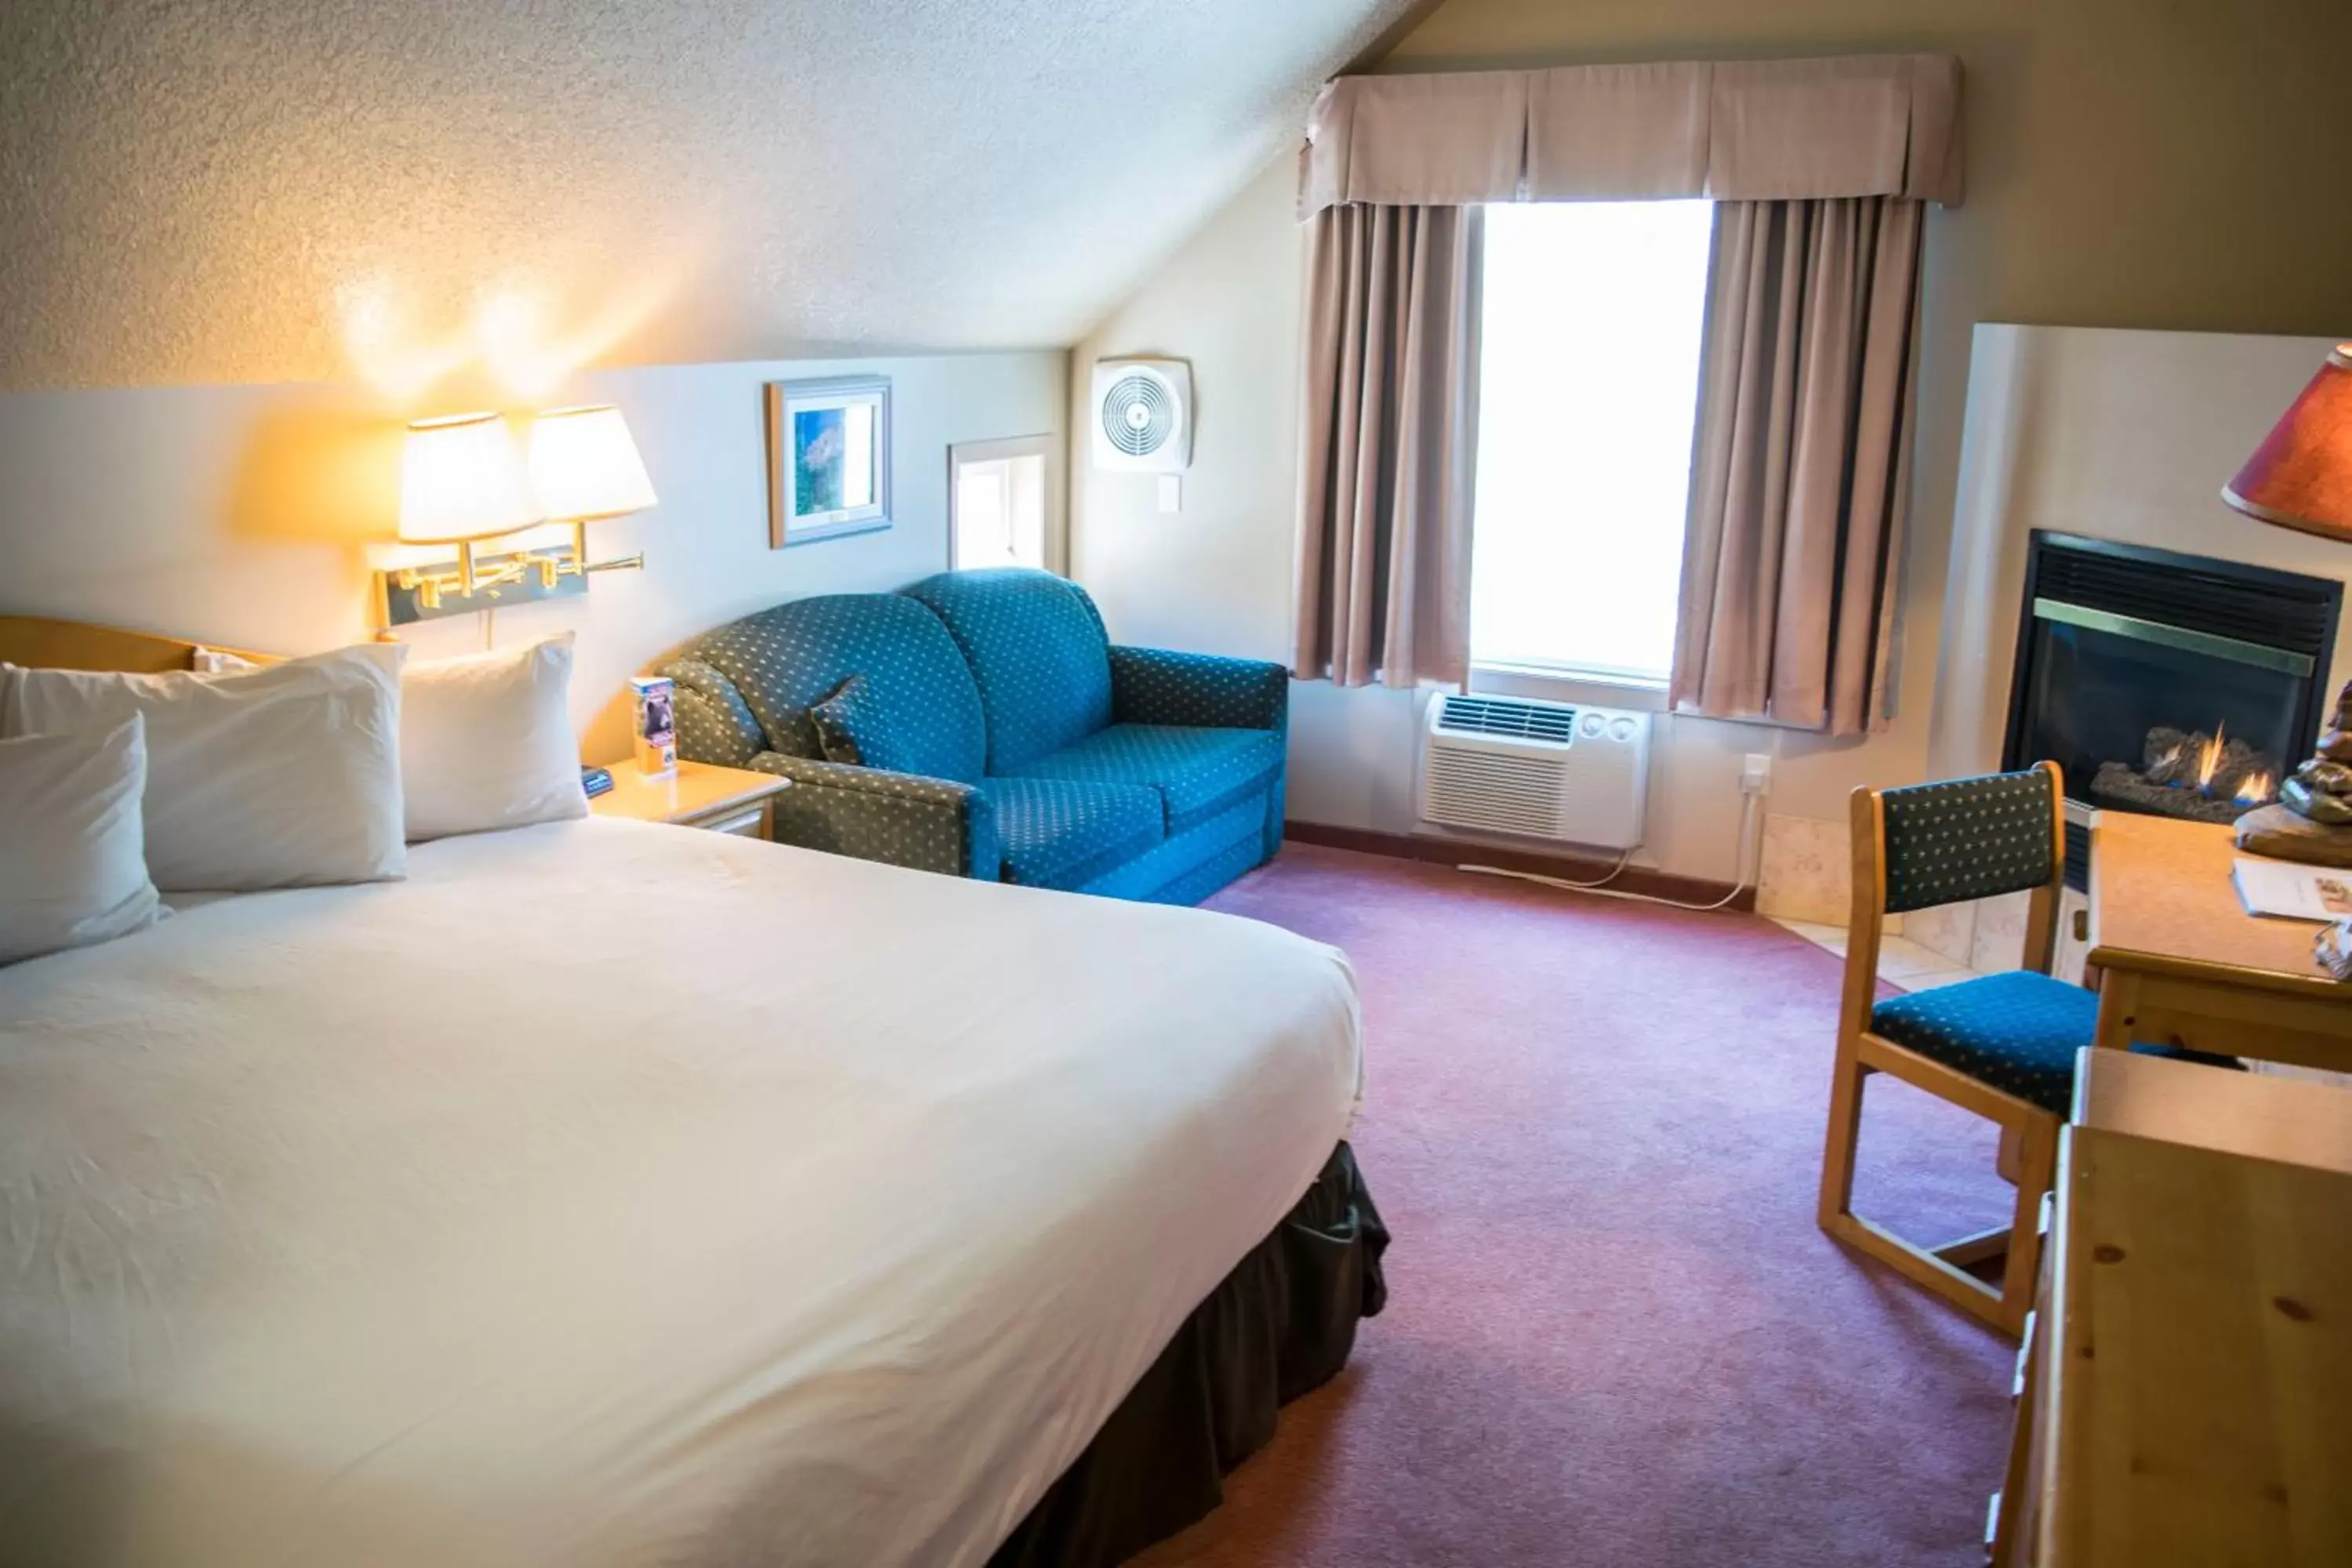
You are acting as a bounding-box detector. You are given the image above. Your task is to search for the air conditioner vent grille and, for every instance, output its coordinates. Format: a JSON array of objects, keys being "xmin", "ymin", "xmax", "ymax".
[
  {"xmin": 1436, "ymin": 694, "xmax": 1577, "ymax": 743},
  {"xmin": 1423, "ymin": 749, "xmax": 1567, "ymax": 838}
]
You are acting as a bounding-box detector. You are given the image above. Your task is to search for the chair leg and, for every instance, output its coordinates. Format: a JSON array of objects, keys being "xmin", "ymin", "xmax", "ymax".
[
  {"xmin": 1995, "ymin": 1121, "xmax": 2024, "ymax": 1185},
  {"xmin": 1819, "ymin": 1033, "xmax": 2062, "ymax": 1340},
  {"xmin": 1994, "ymin": 1110, "xmax": 2060, "ymax": 1336},
  {"xmin": 1818, "ymin": 1034, "xmax": 1868, "ymax": 1231}
]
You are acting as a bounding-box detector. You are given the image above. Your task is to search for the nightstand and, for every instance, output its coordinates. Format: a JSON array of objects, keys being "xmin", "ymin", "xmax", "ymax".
[{"xmin": 589, "ymin": 760, "xmax": 791, "ymax": 838}]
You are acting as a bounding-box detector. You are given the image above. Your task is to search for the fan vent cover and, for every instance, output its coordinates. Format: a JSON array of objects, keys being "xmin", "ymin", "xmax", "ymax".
[
  {"xmin": 1089, "ymin": 358, "xmax": 1192, "ymax": 473},
  {"xmin": 1102, "ymin": 373, "xmax": 1174, "ymax": 457}
]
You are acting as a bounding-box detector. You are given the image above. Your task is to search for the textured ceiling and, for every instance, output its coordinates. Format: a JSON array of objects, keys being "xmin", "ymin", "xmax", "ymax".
[{"xmin": 0, "ymin": 0, "xmax": 1417, "ymax": 393}]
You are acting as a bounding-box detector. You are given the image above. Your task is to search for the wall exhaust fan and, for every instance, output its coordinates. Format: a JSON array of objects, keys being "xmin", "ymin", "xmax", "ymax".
[
  {"xmin": 1419, "ymin": 694, "xmax": 1652, "ymax": 851},
  {"xmin": 1091, "ymin": 358, "xmax": 1192, "ymax": 473}
]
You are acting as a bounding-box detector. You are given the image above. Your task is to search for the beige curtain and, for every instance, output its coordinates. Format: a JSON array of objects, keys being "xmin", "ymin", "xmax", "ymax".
[
  {"xmin": 1300, "ymin": 54, "xmax": 1962, "ymax": 216},
  {"xmin": 1292, "ymin": 203, "xmax": 1482, "ymax": 689},
  {"xmin": 1670, "ymin": 196, "xmax": 1924, "ymax": 735}
]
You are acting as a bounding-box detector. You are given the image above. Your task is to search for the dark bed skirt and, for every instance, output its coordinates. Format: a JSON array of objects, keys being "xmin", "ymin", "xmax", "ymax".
[{"xmin": 987, "ymin": 1142, "xmax": 1389, "ymax": 1568}]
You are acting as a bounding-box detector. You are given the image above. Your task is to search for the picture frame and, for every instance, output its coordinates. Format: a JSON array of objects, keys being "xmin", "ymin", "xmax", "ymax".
[{"xmin": 765, "ymin": 375, "xmax": 892, "ymax": 549}]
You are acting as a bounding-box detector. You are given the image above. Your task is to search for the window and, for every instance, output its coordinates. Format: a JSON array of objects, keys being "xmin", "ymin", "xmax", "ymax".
[
  {"xmin": 1469, "ymin": 200, "xmax": 1715, "ymax": 684},
  {"xmin": 949, "ymin": 435, "xmax": 1051, "ymax": 571}
]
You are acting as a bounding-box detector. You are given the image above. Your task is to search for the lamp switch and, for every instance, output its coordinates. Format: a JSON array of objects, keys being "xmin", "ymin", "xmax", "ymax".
[
  {"xmin": 1740, "ymin": 753, "xmax": 1772, "ymax": 795},
  {"xmin": 1157, "ymin": 474, "xmax": 1182, "ymax": 514}
]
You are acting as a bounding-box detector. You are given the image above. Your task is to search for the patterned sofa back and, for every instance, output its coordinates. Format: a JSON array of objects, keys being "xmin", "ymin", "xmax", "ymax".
[
  {"xmin": 901, "ymin": 568, "xmax": 1115, "ymax": 775},
  {"xmin": 672, "ymin": 593, "xmax": 989, "ymax": 783}
]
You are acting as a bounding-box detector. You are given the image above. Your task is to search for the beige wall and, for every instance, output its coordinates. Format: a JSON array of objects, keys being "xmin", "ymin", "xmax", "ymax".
[
  {"xmin": 1938, "ymin": 324, "xmax": 2352, "ymax": 780},
  {"xmin": 0, "ymin": 351, "xmax": 1068, "ymax": 760},
  {"xmin": 1069, "ymin": 0, "xmax": 2352, "ymax": 881}
]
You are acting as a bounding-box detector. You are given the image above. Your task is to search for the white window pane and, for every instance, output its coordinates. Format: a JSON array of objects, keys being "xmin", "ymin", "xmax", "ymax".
[
  {"xmin": 953, "ymin": 450, "xmax": 1050, "ymax": 571},
  {"xmin": 1006, "ymin": 453, "xmax": 1046, "ymax": 569},
  {"xmin": 955, "ymin": 459, "xmax": 1011, "ymax": 568},
  {"xmin": 1470, "ymin": 199, "xmax": 1714, "ymax": 681}
]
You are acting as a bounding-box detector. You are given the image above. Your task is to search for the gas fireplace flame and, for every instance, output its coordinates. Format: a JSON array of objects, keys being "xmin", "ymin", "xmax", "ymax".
[
  {"xmin": 2238, "ymin": 770, "xmax": 2275, "ymax": 806},
  {"xmin": 2196, "ymin": 724, "xmax": 2225, "ymax": 794}
]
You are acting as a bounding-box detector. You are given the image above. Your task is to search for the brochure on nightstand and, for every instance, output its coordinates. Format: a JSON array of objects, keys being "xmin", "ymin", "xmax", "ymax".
[{"xmin": 2231, "ymin": 857, "xmax": 2352, "ymax": 922}]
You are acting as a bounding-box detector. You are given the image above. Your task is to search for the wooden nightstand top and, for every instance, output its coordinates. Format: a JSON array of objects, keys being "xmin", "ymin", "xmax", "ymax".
[{"xmin": 590, "ymin": 760, "xmax": 790, "ymax": 829}]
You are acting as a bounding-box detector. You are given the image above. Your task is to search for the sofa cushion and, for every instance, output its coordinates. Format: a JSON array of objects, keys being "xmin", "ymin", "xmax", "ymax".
[
  {"xmin": 807, "ymin": 675, "xmax": 872, "ymax": 765},
  {"xmin": 978, "ymin": 776, "xmax": 1164, "ymax": 891},
  {"xmin": 902, "ymin": 569, "xmax": 1113, "ymax": 775},
  {"xmin": 1004, "ymin": 723, "xmax": 1284, "ymax": 833},
  {"xmin": 680, "ymin": 594, "xmax": 986, "ymax": 784}
]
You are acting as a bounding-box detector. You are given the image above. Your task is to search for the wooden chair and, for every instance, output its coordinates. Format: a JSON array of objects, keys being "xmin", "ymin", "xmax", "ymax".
[{"xmin": 1818, "ymin": 763, "xmax": 2070, "ymax": 1338}]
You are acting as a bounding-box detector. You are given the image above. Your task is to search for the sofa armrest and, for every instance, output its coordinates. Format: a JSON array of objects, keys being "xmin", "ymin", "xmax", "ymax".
[
  {"xmin": 749, "ymin": 753, "xmax": 1001, "ymax": 880},
  {"xmin": 1109, "ymin": 645, "xmax": 1289, "ymax": 734},
  {"xmin": 663, "ymin": 655, "xmax": 765, "ymax": 768}
]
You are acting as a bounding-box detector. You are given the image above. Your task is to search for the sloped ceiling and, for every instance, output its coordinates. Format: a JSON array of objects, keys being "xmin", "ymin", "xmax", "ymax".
[{"xmin": 0, "ymin": 0, "xmax": 1418, "ymax": 393}]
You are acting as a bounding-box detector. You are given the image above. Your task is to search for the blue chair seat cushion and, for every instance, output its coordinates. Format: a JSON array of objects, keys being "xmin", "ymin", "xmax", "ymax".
[
  {"xmin": 978, "ymin": 776, "xmax": 1166, "ymax": 891},
  {"xmin": 1000, "ymin": 724, "xmax": 1283, "ymax": 834},
  {"xmin": 1869, "ymin": 971, "xmax": 2242, "ymax": 1115},
  {"xmin": 1870, "ymin": 971, "xmax": 2093, "ymax": 1114}
]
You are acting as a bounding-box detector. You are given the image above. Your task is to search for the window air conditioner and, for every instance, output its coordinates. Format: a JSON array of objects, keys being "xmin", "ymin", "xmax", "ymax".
[{"xmin": 1418, "ymin": 694, "xmax": 1651, "ymax": 851}]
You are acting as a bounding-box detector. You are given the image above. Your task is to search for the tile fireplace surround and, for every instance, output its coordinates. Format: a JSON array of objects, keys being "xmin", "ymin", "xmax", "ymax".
[{"xmin": 1759, "ymin": 324, "xmax": 2352, "ymax": 982}]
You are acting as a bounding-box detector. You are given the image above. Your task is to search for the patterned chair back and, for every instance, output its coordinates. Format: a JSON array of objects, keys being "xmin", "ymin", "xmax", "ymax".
[{"xmin": 1878, "ymin": 767, "xmax": 2059, "ymax": 914}]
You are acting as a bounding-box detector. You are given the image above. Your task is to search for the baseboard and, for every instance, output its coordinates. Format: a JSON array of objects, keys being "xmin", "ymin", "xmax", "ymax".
[{"xmin": 1280, "ymin": 821, "xmax": 1756, "ymax": 913}]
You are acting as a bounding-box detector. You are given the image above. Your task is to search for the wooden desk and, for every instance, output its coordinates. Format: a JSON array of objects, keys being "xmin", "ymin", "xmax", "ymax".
[
  {"xmin": 2074, "ymin": 1047, "xmax": 2352, "ymax": 1173},
  {"xmin": 1994, "ymin": 1052, "xmax": 2352, "ymax": 1566},
  {"xmin": 2085, "ymin": 811, "xmax": 2352, "ymax": 1074}
]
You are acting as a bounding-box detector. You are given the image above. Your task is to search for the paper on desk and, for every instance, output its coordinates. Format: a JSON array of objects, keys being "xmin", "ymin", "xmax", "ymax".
[{"xmin": 2233, "ymin": 857, "xmax": 2352, "ymax": 922}]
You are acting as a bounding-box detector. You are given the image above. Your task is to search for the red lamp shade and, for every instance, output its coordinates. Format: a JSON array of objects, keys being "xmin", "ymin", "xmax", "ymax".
[{"xmin": 2223, "ymin": 343, "xmax": 2352, "ymax": 541}]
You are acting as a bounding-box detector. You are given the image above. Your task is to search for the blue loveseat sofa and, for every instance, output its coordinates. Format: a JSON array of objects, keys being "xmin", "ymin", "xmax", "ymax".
[{"xmin": 659, "ymin": 568, "xmax": 1287, "ymax": 904}]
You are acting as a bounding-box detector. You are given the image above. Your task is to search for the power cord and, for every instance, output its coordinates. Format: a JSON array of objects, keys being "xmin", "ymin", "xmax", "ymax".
[{"xmin": 1457, "ymin": 788, "xmax": 1759, "ymax": 914}]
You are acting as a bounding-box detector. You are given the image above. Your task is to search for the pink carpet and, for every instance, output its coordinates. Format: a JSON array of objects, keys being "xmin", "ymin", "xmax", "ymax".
[{"xmin": 1147, "ymin": 843, "xmax": 2016, "ymax": 1568}]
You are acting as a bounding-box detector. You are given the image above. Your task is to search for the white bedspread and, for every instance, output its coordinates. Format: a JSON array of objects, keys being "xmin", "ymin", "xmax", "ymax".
[{"xmin": 0, "ymin": 819, "xmax": 1360, "ymax": 1568}]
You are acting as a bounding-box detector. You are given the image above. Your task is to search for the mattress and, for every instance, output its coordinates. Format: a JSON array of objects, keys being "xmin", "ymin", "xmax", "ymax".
[{"xmin": 0, "ymin": 818, "xmax": 1361, "ymax": 1568}]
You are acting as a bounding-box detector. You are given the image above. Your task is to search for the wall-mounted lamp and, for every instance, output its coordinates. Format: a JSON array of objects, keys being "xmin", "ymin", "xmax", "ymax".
[
  {"xmin": 379, "ymin": 405, "xmax": 658, "ymax": 627},
  {"xmin": 527, "ymin": 404, "xmax": 658, "ymax": 578}
]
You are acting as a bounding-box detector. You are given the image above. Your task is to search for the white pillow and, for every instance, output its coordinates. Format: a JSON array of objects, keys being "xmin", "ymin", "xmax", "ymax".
[
  {"xmin": 401, "ymin": 635, "xmax": 588, "ymax": 841},
  {"xmin": 0, "ymin": 714, "xmax": 167, "ymax": 965},
  {"xmin": 1, "ymin": 644, "xmax": 408, "ymax": 891}
]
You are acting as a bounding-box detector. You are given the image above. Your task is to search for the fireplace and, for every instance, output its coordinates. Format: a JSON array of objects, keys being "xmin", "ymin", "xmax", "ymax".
[{"xmin": 2002, "ymin": 532, "xmax": 2342, "ymax": 887}]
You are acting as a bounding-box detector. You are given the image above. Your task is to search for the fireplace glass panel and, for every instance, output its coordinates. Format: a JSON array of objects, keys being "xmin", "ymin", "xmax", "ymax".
[{"xmin": 2016, "ymin": 615, "xmax": 2304, "ymax": 819}]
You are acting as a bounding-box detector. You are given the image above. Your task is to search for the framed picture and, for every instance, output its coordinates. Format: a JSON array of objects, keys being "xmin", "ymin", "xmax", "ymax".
[{"xmin": 765, "ymin": 376, "xmax": 892, "ymax": 548}]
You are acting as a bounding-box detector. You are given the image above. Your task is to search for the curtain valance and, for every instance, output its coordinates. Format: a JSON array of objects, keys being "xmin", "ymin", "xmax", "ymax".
[{"xmin": 1299, "ymin": 53, "xmax": 1962, "ymax": 216}]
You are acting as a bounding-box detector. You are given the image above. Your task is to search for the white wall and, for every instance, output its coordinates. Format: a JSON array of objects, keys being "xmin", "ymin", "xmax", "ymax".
[
  {"xmin": 1070, "ymin": 164, "xmax": 1304, "ymax": 663},
  {"xmin": 1933, "ymin": 325, "xmax": 2352, "ymax": 781},
  {"xmin": 0, "ymin": 351, "xmax": 1068, "ymax": 760},
  {"xmin": 1067, "ymin": 0, "xmax": 2352, "ymax": 889},
  {"xmin": 1070, "ymin": 158, "xmax": 1903, "ymax": 884},
  {"xmin": 1899, "ymin": 323, "xmax": 2347, "ymax": 967}
]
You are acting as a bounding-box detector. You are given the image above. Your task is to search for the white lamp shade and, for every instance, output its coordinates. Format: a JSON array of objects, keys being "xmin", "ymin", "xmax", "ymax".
[
  {"xmin": 398, "ymin": 413, "xmax": 545, "ymax": 544},
  {"xmin": 528, "ymin": 405, "xmax": 658, "ymax": 521}
]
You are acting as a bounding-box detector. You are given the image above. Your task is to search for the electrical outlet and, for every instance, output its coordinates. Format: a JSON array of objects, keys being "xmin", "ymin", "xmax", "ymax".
[{"xmin": 1740, "ymin": 753, "xmax": 1772, "ymax": 795}]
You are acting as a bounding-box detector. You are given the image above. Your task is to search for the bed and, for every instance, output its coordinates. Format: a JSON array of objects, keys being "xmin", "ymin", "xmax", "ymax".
[{"xmin": 0, "ymin": 620, "xmax": 1384, "ymax": 1568}]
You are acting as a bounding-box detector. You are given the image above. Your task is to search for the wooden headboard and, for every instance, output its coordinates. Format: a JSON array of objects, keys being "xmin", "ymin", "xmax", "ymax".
[{"xmin": 0, "ymin": 615, "xmax": 276, "ymax": 673}]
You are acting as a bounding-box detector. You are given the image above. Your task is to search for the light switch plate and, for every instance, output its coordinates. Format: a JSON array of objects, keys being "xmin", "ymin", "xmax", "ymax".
[{"xmin": 1157, "ymin": 474, "xmax": 1182, "ymax": 514}]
